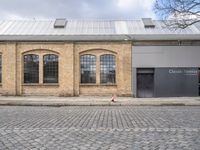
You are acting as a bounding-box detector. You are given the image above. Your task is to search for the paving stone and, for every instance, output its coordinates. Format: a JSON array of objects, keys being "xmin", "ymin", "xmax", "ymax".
[{"xmin": 0, "ymin": 106, "xmax": 199, "ymax": 149}]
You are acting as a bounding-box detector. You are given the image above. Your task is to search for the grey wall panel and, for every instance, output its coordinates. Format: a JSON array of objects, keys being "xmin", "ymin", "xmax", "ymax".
[
  {"xmin": 154, "ymin": 68, "xmax": 199, "ymax": 97},
  {"xmin": 132, "ymin": 46, "xmax": 200, "ymax": 67},
  {"xmin": 132, "ymin": 68, "xmax": 137, "ymax": 97}
]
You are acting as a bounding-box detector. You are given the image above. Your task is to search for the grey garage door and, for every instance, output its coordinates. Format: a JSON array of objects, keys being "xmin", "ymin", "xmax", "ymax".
[{"xmin": 137, "ymin": 69, "xmax": 154, "ymax": 98}]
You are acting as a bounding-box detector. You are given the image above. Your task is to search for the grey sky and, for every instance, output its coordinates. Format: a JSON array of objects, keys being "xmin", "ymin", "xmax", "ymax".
[{"xmin": 0, "ymin": 0, "xmax": 156, "ymax": 20}]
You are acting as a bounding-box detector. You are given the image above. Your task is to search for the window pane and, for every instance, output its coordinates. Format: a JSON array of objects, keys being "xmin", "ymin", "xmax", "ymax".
[
  {"xmin": 80, "ymin": 55, "xmax": 96, "ymax": 83},
  {"xmin": 0, "ymin": 55, "xmax": 2, "ymax": 83},
  {"xmin": 100, "ymin": 54, "xmax": 116, "ymax": 84},
  {"xmin": 43, "ymin": 54, "xmax": 58, "ymax": 83},
  {"xmin": 24, "ymin": 54, "xmax": 39, "ymax": 83}
]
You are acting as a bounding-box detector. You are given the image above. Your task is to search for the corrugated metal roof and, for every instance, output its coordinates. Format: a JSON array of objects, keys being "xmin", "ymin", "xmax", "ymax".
[{"xmin": 0, "ymin": 19, "xmax": 200, "ymax": 41}]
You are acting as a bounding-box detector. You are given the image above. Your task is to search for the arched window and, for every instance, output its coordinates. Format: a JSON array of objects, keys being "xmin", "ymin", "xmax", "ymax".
[
  {"xmin": 80, "ymin": 55, "xmax": 96, "ymax": 83},
  {"xmin": 100, "ymin": 54, "xmax": 116, "ymax": 84},
  {"xmin": 43, "ymin": 54, "xmax": 58, "ymax": 83},
  {"xmin": 24, "ymin": 54, "xmax": 39, "ymax": 83}
]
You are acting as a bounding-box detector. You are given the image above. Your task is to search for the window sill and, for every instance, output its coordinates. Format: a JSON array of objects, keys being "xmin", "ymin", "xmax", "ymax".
[
  {"xmin": 100, "ymin": 84, "xmax": 117, "ymax": 86},
  {"xmin": 23, "ymin": 83, "xmax": 59, "ymax": 86},
  {"xmin": 80, "ymin": 84, "xmax": 117, "ymax": 86},
  {"xmin": 80, "ymin": 84, "xmax": 96, "ymax": 86}
]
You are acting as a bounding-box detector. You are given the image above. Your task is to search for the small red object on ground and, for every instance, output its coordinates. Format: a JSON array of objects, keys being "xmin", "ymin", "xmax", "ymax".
[{"xmin": 111, "ymin": 95, "xmax": 115, "ymax": 102}]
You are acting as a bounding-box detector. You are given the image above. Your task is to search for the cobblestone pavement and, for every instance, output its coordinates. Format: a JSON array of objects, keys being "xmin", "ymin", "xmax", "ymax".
[{"xmin": 0, "ymin": 106, "xmax": 199, "ymax": 150}]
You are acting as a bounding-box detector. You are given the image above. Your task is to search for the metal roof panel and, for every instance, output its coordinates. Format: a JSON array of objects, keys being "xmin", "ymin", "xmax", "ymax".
[{"xmin": 0, "ymin": 19, "xmax": 199, "ymax": 41}]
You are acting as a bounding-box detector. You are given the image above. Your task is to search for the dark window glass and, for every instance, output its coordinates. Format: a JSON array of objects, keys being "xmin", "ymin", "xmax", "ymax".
[
  {"xmin": 80, "ymin": 55, "xmax": 96, "ymax": 83},
  {"xmin": 24, "ymin": 54, "xmax": 39, "ymax": 83},
  {"xmin": 43, "ymin": 54, "xmax": 58, "ymax": 83},
  {"xmin": 100, "ymin": 54, "xmax": 116, "ymax": 84},
  {"xmin": 0, "ymin": 55, "xmax": 2, "ymax": 83}
]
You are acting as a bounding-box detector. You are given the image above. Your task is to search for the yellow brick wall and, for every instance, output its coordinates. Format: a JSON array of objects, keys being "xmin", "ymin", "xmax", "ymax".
[
  {"xmin": 0, "ymin": 41, "xmax": 132, "ymax": 96},
  {"xmin": 74, "ymin": 42, "xmax": 132, "ymax": 96},
  {"xmin": 0, "ymin": 43, "xmax": 17, "ymax": 95},
  {"xmin": 0, "ymin": 44, "xmax": 5, "ymax": 95},
  {"xmin": 16, "ymin": 42, "xmax": 74, "ymax": 96}
]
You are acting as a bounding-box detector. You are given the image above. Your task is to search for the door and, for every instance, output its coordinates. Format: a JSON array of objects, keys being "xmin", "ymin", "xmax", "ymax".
[
  {"xmin": 137, "ymin": 69, "xmax": 154, "ymax": 98},
  {"xmin": 199, "ymin": 68, "xmax": 200, "ymax": 96}
]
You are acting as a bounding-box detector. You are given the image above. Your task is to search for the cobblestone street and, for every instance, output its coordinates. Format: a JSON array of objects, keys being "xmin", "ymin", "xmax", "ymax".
[{"xmin": 0, "ymin": 106, "xmax": 199, "ymax": 150}]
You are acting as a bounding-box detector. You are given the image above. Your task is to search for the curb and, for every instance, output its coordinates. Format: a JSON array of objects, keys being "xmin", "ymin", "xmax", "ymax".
[{"xmin": 0, "ymin": 101, "xmax": 200, "ymax": 106}]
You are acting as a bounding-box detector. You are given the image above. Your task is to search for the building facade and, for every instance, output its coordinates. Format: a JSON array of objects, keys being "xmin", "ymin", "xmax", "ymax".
[
  {"xmin": 0, "ymin": 42, "xmax": 132, "ymax": 96},
  {"xmin": 132, "ymin": 43, "xmax": 200, "ymax": 97},
  {"xmin": 0, "ymin": 18, "xmax": 199, "ymax": 97}
]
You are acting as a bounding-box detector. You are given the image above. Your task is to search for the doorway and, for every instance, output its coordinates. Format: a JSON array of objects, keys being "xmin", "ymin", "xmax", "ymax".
[{"xmin": 137, "ymin": 68, "xmax": 154, "ymax": 98}]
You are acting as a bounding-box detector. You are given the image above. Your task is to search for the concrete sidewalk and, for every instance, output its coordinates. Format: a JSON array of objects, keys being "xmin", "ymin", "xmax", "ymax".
[{"xmin": 0, "ymin": 96, "xmax": 200, "ymax": 106}]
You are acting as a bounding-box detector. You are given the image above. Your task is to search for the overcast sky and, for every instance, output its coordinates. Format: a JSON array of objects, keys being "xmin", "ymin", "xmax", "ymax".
[{"xmin": 0, "ymin": 0, "xmax": 156, "ymax": 20}]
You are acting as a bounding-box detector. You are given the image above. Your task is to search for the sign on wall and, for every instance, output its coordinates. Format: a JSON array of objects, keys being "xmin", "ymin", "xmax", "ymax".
[{"xmin": 154, "ymin": 68, "xmax": 199, "ymax": 97}]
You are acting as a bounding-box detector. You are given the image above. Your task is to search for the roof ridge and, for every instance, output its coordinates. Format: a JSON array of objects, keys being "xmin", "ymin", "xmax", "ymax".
[
  {"xmin": 0, "ymin": 19, "xmax": 165, "ymax": 22},
  {"xmin": 0, "ymin": 19, "xmax": 198, "ymax": 22}
]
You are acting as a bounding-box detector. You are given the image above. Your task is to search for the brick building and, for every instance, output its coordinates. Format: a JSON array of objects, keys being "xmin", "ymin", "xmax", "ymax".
[{"xmin": 0, "ymin": 18, "xmax": 199, "ymax": 97}]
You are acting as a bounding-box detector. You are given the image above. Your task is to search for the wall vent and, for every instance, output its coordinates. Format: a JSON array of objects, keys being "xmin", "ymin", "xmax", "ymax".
[
  {"xmin": 142, "ymin": 18, "xmax": 155, "ymax": 28},
  {"xmin": 54, "ymin": 19, "xmax": 67, "ymax": 28}
]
